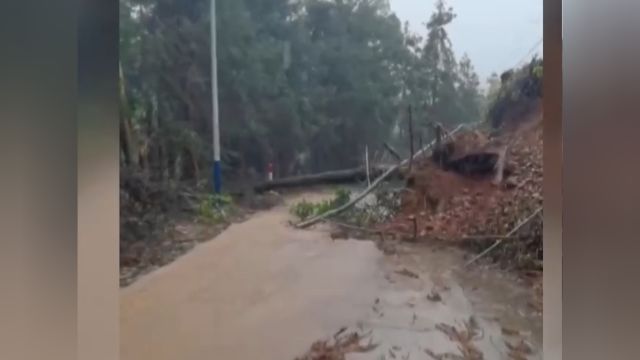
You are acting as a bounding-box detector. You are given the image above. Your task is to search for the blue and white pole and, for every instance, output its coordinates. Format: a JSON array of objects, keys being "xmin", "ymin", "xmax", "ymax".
[{"xmin": 210, "ymin": 0, "xmax": 221, "ymax": 193}]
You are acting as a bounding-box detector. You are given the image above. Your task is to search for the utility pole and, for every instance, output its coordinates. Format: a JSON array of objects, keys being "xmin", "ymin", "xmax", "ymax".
[{"xmin": 211, "ymin": 0, "xmax": 222, "ymax": 193}]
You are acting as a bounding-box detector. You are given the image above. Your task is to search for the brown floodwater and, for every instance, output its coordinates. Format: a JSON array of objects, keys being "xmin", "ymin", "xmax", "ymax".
[{"xmin": 120, "ymin": 191, "xmax": 541, "ymax": 360}]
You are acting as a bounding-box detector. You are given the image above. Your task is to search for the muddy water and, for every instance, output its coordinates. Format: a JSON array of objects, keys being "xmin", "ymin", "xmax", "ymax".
[
  {"xmin": 355, "ymin": 243, "xmax": 542, "ymax": 360},
  {"xmin": 120, "ymin": 191, "xmax": 541, "ymax": 360}
]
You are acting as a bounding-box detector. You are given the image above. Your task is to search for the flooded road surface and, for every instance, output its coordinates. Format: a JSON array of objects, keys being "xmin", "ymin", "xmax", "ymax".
[
  {"xmin": 121, "ymin": 192, "xmax": 541, "ymax": 360},
  {"xmin": 349, "ymin": 243, "xmax": 541, "ymax": 360}
]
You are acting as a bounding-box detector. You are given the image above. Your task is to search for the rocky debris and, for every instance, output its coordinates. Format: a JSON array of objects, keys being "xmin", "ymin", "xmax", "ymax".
[
  {"xmin": 377, "ymin": 59, "xmax": 544, "ymax": 273},
  {"xmin": 430, "ymin": 130, "xmax": 505, "ymax": 179},
  {"xmin": 294, "ymin": 329, "xmax": 378, "ymax": 360},
  {"xmin": 370, "ymin": 98, "xmax": 543, "ymax": 312},
  {"xmin": 381, "ymin": 112, "xmax": 542, "ymax": 273},
  {"xmin": 489, "ymin": 57, "xmax": 543, "ymax": 132}
]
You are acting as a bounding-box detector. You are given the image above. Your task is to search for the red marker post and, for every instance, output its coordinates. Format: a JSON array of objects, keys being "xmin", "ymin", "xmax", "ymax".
[{"xmin": 267, "ymin": 162, "xmax": 274, "ymax": 182}]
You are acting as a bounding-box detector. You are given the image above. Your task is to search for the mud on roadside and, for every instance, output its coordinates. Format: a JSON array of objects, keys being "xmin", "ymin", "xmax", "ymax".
[{"xmin": 120, "ymin": 191, "xmax": 285, "ymax": 287}]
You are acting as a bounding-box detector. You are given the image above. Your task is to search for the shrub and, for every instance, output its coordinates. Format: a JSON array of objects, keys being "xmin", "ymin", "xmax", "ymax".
[
  {"xmin": 198, "ymin": 194, "xmax": 234, "ymax": 223},
  {"xmin": 290, "ymin": 189, "xmax": 352, "ymax": 221}
]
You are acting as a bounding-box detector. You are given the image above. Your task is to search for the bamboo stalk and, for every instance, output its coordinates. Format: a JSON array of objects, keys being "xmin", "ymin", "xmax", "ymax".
[
  {"xmin": 464, "ymin": 207, "xmax": 542, "ymax": 267},
  {"xmin": 295, "ymin": 124, "xmax": 471, "ymax": 229}
]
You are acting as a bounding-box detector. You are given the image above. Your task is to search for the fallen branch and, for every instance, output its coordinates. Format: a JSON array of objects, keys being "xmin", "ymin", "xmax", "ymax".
[
  {"xmin": 464, "ymin": 207, "xmax": 542, "ymax": 267},
  {"xmin": 383, "ymin": 142, "xmax": 402, "ymax": 162},
  {"xmin": 295, "ymin": 124, "xmax": 470, "ymax": 229}
]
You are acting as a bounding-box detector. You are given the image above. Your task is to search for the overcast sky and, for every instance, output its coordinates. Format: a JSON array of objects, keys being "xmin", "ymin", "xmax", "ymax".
[{"xmin": 388, "ymin": 0, "xmax": 542, "ymax": 86}]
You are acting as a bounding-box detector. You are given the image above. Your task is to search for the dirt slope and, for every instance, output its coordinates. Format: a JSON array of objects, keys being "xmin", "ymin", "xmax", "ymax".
[{"xmin": 380, "ymin": 104, "xmax": 542, "ymax": 271}]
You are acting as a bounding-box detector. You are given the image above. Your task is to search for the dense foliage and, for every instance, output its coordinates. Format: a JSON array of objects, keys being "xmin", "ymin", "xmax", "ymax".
[
  {"xmin": 120, "ymin": 0, "xmax": 484, "ymax": 189},
  {"xmin": 487, "ymin": 57, "xmax": 543, "ymax": 130},
  {"xmin": 119, "ymin": 0, "xmax": 490, "ymax": 247}
]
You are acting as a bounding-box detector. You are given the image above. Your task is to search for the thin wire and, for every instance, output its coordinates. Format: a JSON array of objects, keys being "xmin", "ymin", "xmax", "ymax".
[
  {"xmin": 490, "ymin": 37, "xmax": 542, "ymax": 90},
  {"xmin": 514, "ymin": 37, "xmax": 543, "ymax": 68},
  {"xmin": 484, "ymin": 37, "xmax": 542, "ymax": 87}
]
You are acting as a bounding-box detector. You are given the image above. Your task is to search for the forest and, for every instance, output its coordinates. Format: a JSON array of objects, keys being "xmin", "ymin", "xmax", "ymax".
[
  {"xmin": 119, "ymin": 0, "xmax": 491, "ymax": 186},
  {"xmin": 118, "ymin": 0, "xmax": 508, "ymax": 247}
]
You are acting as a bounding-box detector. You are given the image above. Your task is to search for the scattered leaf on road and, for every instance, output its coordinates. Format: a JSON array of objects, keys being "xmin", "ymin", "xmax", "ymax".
[{"xmin": 395, "ymin": 268, "xmax": 419, "ymax": 279}]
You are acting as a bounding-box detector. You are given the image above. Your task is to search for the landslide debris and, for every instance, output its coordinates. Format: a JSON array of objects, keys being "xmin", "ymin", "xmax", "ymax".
[{"xmin": 381, "ymin": 59, "xmax": 543, "ymax": 272}]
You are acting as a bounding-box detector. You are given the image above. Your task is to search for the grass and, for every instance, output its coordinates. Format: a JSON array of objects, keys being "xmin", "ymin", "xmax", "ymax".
[
  {"xmin": 197, "ymin": 193, "xmax": 235, "ymax": 223},
  {"xmin": 290, "ymin": 189, "xmax": 351, "ymax": 221}
]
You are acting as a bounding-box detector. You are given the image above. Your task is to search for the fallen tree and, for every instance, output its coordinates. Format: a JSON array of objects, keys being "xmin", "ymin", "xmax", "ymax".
[
  {"xmin": 254, "ymin": 165, "xmax": 390, "ymax": 193},
  {"xmin": 295, "ymin": 123, "xmax": 472, "ymax": 229}
]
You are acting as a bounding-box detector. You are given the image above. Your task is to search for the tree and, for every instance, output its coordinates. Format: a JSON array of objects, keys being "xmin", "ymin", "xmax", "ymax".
[
  {"xmin": 421, "ymin": 0, "xmax": 460, "ymax": 127},
  {"xmin": 118, "ymin": 0, "xmax": 486, "ymax": 245},
  {"xmin": 118, "ymin": 0, "xmax": 482, "ymax": 185},
  {"xmin": 457, "ymin": 54, "xmax": 483, "ymax": 122},
  {"xmin": 486, "ymin": 72, "xmax": 501, "ymax": 99}
]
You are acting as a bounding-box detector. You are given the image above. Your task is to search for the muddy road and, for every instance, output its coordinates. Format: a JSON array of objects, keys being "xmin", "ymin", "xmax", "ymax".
[{"xmin": 120, "ymin": 191, "xmax": 541, "ymax": 360}]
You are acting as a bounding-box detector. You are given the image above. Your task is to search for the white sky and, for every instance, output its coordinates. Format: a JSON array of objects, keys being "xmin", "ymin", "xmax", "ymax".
[{"xmin": 389, "ymin": 0, "xmax": 543, "ymax": 85}]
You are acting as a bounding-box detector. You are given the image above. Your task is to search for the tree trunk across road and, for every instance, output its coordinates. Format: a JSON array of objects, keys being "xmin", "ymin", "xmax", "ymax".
[{"xmin": 254, "ymin": 165, "xmax": 390, "ymax": 193}]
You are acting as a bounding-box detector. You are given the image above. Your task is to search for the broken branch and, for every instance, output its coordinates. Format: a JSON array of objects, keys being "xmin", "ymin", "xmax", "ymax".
[
  {"xmin": 383, "ymin": 142, "xmax": 402, "ymax": 162},
  {"xmin": 295, "ymin": 124, "xmax": 471, "ymax": 229},
  {"xmin": 464, "ymin": 207, "xmax": 542, "ymax": 267}
]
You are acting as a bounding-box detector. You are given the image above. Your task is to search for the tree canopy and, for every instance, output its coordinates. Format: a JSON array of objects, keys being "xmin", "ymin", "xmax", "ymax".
[{"xmin": 119, "ymin": 0, "xmax": 484, "ymax": 189}]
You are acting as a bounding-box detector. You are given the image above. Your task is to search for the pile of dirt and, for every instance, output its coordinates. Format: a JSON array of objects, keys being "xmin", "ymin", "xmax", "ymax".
[{"xmin": 380, "ymin": 110, "xmax": 542, "ymax": 271}]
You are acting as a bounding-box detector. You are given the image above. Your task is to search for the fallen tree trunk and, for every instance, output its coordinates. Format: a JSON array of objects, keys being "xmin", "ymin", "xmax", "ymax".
[
  {"xmin": 295, "ymin": 123, "xmax": 471, "ymax": 229},
  {"xmin": 254, "ymin": 165, "xmax": 389, "ymax": 193}
]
